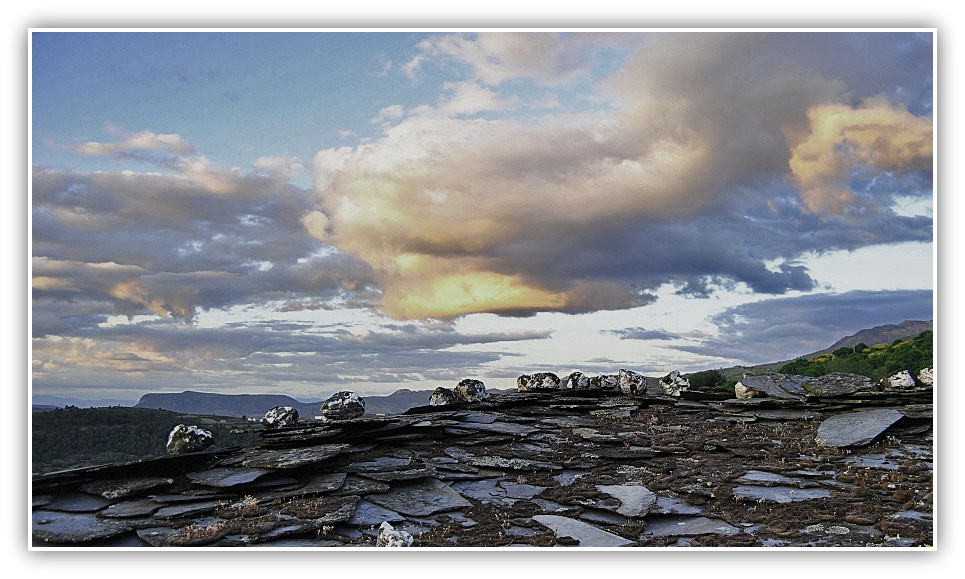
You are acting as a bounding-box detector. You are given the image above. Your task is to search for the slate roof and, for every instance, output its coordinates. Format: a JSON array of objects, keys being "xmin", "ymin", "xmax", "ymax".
[{"xmin": 31, "ymin": 384, "xmax": 933, "ymax": 548}]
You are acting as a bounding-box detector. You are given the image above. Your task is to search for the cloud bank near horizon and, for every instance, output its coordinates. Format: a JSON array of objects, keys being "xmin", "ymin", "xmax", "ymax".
[{"xmin": 31, "ymin": 32, "xmax": 934, "ymax": 398}]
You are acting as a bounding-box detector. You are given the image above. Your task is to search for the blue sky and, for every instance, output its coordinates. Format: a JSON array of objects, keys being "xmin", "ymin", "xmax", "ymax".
[
  {"xmin": 30, "ymin": 31, "xmax": 934, "ymax": 402},
  {"xmin": 33, "ymin": 32, "xmax": 427, "ymax": 186},
  {"xmin": 32, "ymin": 32, "xmax": 634, "ymax": 187}
]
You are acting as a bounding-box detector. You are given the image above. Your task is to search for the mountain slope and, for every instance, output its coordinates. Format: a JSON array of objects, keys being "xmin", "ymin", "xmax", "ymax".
[
  {"xmin": 719, "ymin": 320, "xmax": 933, "ymax": 380},
  {"xmin": 820, "ymin": 320, "xmax": 932, "ymax": 354}
]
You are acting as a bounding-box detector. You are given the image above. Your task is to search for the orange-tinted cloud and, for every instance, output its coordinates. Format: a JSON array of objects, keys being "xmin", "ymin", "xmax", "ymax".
[
  {"xmin": 310, "ymin": 34, "xmax": 856, "ymax": 319},
  {"xmin": 789, "ymin": 98, "xmax": 933, "ymax": 213}
]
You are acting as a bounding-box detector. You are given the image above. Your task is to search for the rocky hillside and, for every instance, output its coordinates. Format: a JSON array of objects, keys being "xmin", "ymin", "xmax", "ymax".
[{"xmin": 33, "ymin": 372, "xmax": 932, "ymax": 548}]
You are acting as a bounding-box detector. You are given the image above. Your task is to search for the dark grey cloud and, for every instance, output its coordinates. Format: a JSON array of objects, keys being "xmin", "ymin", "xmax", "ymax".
[
  {"xmin": 32, "ymin": 164, "xmax": 381, "ymax": 321},
  {"xmin": 604, "ymin": 327, "xmax": 677, "ymax": 341},
  {"xmin": 678, "ymin": 289, "xmax": 933, "ymax": 366},
  {"xmin": 487, "ymin": 177, "xmax": 931, "ymax": 302},
  {"xmin": 31, "ymin": 298, "xmax": 111, "ymax": 338}
]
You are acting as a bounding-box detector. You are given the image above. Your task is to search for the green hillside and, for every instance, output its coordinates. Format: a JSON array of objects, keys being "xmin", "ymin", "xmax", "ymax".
[
  {"xmin": 31, "ymin": 406, "xmax": 259, "ymax": 475},
  {"xmin": 716, "ymin": 320, "xmax": 933, "ymax": 381},
  {"xmin": 778, "ymin": 330, "xmax": 932, "ymax": 382}
]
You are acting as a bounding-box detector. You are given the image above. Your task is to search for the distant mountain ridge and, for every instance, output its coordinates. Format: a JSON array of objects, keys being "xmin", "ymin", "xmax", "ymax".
[
  {"xmin": 136, "ymin": 391, "xmax": 313, "ymax": 418},
  {"xmin": 76, "ymin": 320, "xmax": 936, "ymax": 416},
  {"xmin": 134, "ymin": 388, "xmax": 451, "ymax": 418},
  {"xmin": 31, "ymin": 395, "xmax": 138, "ymax": 408}
]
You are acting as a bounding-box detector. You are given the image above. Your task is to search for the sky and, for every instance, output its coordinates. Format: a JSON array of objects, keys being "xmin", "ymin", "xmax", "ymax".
[{"xmin": 29, "ymin": 31, "xmax": 935, "ymax": 403}]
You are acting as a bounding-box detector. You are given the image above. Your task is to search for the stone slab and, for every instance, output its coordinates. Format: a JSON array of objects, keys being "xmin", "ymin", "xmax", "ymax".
[
  {"xmin": 186, "ymin": 467, "xmax": 274, "ymax": 488},
  {"xmin": 594, "ymin": 484, "xmax": 657, "ymax": 517},
  {"xmin": 365, "ymin": 478, "xmax": 472, "ymax": 517},
  {"xmin": 33, "ymin": 510, "xmax": 132, "ymax": 544},
  {"xmin": 642, "ymin": 516, "xmax": 740, "ymax": 537},
  {"xmin": 814, "ymin": 408, "xmax": 904, "ymax": 447},
  {"xmin": 532, "ymin": 514, "xmax": 635, "ymax": 547}
]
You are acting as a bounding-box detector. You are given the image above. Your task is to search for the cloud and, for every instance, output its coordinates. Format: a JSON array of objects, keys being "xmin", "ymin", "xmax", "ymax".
[
  {"xmin": 371, "ymin": 104, "xmax": 405, "ymax": 124},
  {"xmin": 439, "ymin": 81, "xmax": 516, "ymax": 116},
  {"xmin": 252, "ymin": 155, "xmax": 304, "ymax": 181},
  {"xmin": 308, "ymin": 33, "xmax": 932, "ymax": 319},
  {"xmin": 678, "ymin": 289, "xmax": 934, "ymax": 365},
  {"xmin": 605, "ymin": 327, "xmax": 678, "ymax": 341},
  {"xmin": 32, "ymin": 155, "xmax": 380, "ymax": 322},
  {"xmin": 401, "ymin": 54, "xmax": 426, "ymax": 81},
  {"xmin": 73, "ymin": 130, "xmax": 195, "ymax": 157},
  {"xmin": 412, "ymin": 32, "xmax": 592, "ymax": 86},
  {"xmin": 31, "ymin": 317, "xmax": 550, "ymax": 397},
  {"xmin": 788, "ymin": 97, "xmax": 933, "ymax": 213}
]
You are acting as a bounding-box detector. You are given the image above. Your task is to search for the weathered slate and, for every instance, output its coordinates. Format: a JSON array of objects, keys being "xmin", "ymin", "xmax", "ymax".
[
  {"xmin": 641, "ymin": 516, "xmax": 740, "ymax": 537},
  {"xmin": 235, "ymin": 444, "xmax": 353, "ymax": 469},
  {"xmin": 450, "ymin": 478, "xmax": 545, "ymax": 507},
  {"xmin": 43, "ymin": 492, "xmax": 111, "ymax": 513},
  {"xmin": 814, "ymin": 408, "xmax": 904, "ymax": 447},
  {"xmin": 737, "ymin": 374, "xmax": 810, "ymax": 400},
  {"xmin": 79, "ymin": 477, "xmax": 174, "ymax": 500},
  {"xmin": 735, "ymin": 470, "xmax": 812, "ymax": 487},
  {"xmin": 803, "ymin": 373, "xmax": 876, "ymax": 397},
  {"xmin": 346, "ymin": 500, "xmax": 405, "ymax": 527},
  {"xmin": 33, "ymin": 510, "xmax": 133, "ymax": 544},
  {"xmin": 532, "ymin": 514, "xmax": 635, "ymax": 547},
  {"xmin": 185, "ymin": 467, "xmax": 273, "ymax": 487},
  {"xmin": 451, "ymin": 421, "xmax": 538, "ymax": 436},
  {"xmin": 365, "ymin": 478, "xmax": 472, "ymax": 517},
  {"xmin": 97, "ymin": 498, "xmax": 163, "ymax": 519},
  {"xmin": 594, "ymin": 484, "xmax": 657, "ymax": 517},
  {"xmin": 732, "ymin": 485, "xmax": 831, "ymax": 503},
  {"xmin": 464, "ymin": 455, "xmax": 562, "ymax": 471},
  {"xmin": 153, "ymin": 500, "xmax": 227, "ymax": 519}
]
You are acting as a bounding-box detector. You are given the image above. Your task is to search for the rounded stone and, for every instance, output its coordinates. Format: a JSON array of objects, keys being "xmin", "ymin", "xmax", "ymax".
[
  {"xmin": 589, "ymin": 375, "xmax": 618, "ymax": 390},
  {"xmin": 166, "ymin": 424, "xmax": 214, "ymax": 455},
  {"xmin": 917, "ymin": 366, "xmax": 933, "ymax": 387},
  {"xmin": 659, "ymin": 370, "xmax": 690, "ymax": 397},
  {"xmin": 377, "ymin": 521, "xmax": 413, "ymax": 547},
  {"xmin": 262, "ymin": 406, "xmax": 299, "ymax": 429},
  {"xmin": 617, "ymin": 369, "xmax": 647, "ymax": 396},
  {"xmin": 564, "ymin": 372, "xmax": 590, "ymax": 389},
  {"xmin": 884, "ymin": 370, "xmax": 916, "ymax": 390},
  {"xmin": 320, "ymin": 391, "xmax": 365, "ymax": 420},
  {"xmin": 734, "ymin": 381, "xmax": 763, "ymax": 399},
  {"xmin": 429, "ymin": 387, "xmax": 458, "ymax": 406},
  {"xmin": 517, "ymin": 372, "xmax": 562, "ymax": 392},
  {"xmin": 454, "ymin": 379, "xmax": 490, "ymax": 403}
]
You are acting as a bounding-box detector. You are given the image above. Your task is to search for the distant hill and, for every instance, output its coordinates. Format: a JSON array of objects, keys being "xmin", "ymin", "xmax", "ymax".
[
  {"xmin": 32, "ymin": 404, "xmax": 60, "ymax": 412},
  {"xmin": 136, "ymin": 391, "xmax": 313, "ymax": 419},
  {"xmin": 363, "ymin": 389, "xmax": 439, "ymax": 415},
  {"xmin": 719, "ymin": 319, "xmax": 933, "ymax": 380},
  {"xmin": 134, "ymin": 388, "xmax": 450, "ymax": 419},
  {"xmin": 32, "ymin": 395, "xmax": 137, "ymax": 408}
]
